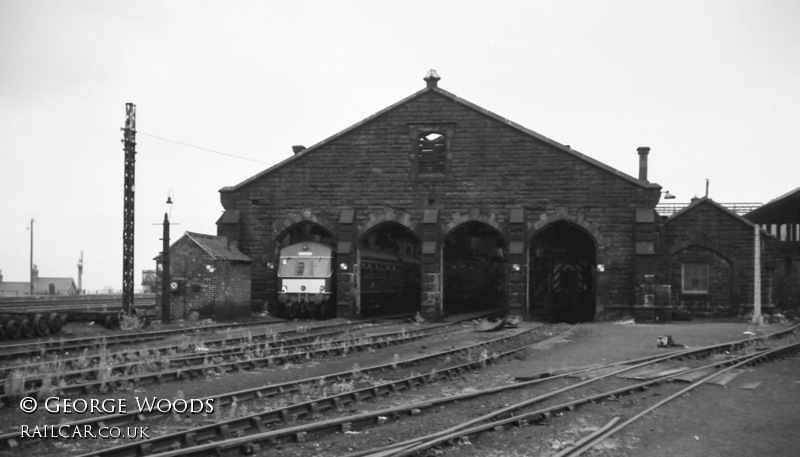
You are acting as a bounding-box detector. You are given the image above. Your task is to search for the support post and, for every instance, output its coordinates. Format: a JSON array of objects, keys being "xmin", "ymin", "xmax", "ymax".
[
  {"xmin": 753, "ymin": 224, "xmax": 762, "ymax": 325},
  {"xmin": 161, "ymin": 213, "xmax": 171, "ymax": 324}
]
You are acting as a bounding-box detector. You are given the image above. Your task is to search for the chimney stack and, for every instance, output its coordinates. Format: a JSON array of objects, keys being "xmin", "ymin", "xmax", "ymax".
[
  {"xmin": 292, "ymin": 145, "xmax": 306, "ymax": 155},
  {"xmin": 637, "ymin": 146, "xmax": 650, "ymax": 181}
]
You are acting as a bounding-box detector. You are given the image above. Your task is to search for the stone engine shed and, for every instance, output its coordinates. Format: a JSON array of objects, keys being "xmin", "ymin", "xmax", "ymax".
[{"xmin": 217, "ymin": 72, "xmax": 669, "ymax": 322}]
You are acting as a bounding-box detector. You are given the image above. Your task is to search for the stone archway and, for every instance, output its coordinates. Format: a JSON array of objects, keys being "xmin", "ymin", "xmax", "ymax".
[
  {"xmin": 273, "ymin": 208, "xmax": 337, "ymax": 245},
  {"xmin": 357, "ymin": 221, "xmax": 422, "ymax": 317},
  {"xmin": 358, "ymin": 208, "xmax": 418, "ymax": 235},
  {"xmin": 529, "ymin": 220, "xmax": 598, "ymax": 323},
  {"xmin": 443, "ymin": 220, "xmax": 508, "ymax": 313}
]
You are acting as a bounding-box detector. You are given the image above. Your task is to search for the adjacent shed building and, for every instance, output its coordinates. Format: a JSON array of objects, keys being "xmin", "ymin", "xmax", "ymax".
[
  {"xmin": 745, "ymin": 187, "xmax": 800, "ymax": 313},
  {"xmin": 659, "ymin": 197, "xmax": 773, "ymax": 318},
  {"xmin": 217, "ymin": 72, "xmax": 668, "ymax": 322},
  {"xmin": 156, "ymin": 232, "xmax": 252, "ymax": 321}
]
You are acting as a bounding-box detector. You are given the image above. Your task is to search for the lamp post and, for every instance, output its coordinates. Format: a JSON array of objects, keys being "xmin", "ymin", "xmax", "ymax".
[{"xmin": 161, "ymin": 193, "xmax": 174, "ymax": 324}]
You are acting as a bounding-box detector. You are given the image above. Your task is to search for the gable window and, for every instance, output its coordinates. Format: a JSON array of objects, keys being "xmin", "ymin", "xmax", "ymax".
[
  {"xmin": 408, "ymin": 123, "xmax": 455, "ymax": 181},
  {"xmin": 682, "ymin": 263, "xmax": 709, "ymax": 293},
  {"xmin": 418, "ymin": 132, "xmax": 446, "ymax": 173}
]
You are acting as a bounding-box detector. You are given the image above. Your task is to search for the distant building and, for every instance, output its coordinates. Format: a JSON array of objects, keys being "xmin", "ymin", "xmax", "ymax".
[
  {"xmin": 155, "ymin": 232, "xmax": 252, "ymax": 321},
  {"xmin": 0, "ymin": 269, "xmax": 29, "ymax": 296},
  {"xmin": 141, "ymin": 270, "xmax": 158, "ymax": 293},
  {"xmin": 0, "ymin": 267, "xmax": 77, "ymax": 296}
]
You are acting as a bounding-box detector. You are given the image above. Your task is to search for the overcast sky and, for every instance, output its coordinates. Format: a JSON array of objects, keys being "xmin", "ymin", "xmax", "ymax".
[{"xmin": 1, "ymin": 0, "xmax": 799, "ymax": 292}]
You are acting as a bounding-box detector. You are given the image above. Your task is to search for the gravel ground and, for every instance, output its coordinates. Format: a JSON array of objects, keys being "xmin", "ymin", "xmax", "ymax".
[{"xmin": 435, "ymin": 319, "xmax": 800, "ymax": 457}]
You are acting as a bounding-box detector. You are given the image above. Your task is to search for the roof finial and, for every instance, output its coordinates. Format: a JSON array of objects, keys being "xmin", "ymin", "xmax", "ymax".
[{"xmin": 424, "ymin": 69, "xmax": 441, "ymax": 88}]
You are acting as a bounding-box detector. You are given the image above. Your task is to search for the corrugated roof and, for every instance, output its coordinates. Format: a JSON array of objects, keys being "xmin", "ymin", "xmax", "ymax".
[
  {"xmin": 221, "ymin": 82, "xmax": 662, "ymax": 193},
  {"xmin": 184, "ymin": 232, "xmax": 252, "ymax": 263}
]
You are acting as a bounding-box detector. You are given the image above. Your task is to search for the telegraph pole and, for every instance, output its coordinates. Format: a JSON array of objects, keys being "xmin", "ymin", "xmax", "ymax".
[
  {"xmin": 77, "ymin": 251, "xmax": 83, "ymax": 294},
  {"xmin": 122, "ymin": 103, "xmax": 136, "ymax": 314},
  {"xmin": 29, "ymin": 218, "xmax": 35, "ymax": 296}
]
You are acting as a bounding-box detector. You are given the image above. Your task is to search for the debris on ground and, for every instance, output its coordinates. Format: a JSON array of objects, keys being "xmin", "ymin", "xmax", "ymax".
[
  {"xmin": 473, "ymin": 315, "xmax": 521, "ymax": 332},
  {"xmin": 474, "ymin": 317, "xmax": 505, "ymax": 332},
  {"xmin": 410, "ymin": 312, "xmax": 426, "ymax": 324},
  {"xmin": 504, "ymin": 314, "xmax": 521, "ymax": 328},
  {"xmin": 657, "ymin": 335, "xmax": 686, "ymax": 348},
  {"xmin": 738, "ymin": 381, "xmax": 762, "ymax": 390}
]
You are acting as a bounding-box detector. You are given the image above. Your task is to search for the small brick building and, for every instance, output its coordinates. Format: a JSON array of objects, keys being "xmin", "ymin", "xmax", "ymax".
[
  {"xmin": 216, "ymin": 71, "xmax": 670, "ymax": 322},
  {"xmin": 156, "ymin": 232, "xmax": 251, "ymax": 321},
  {"xmin": 659, "ymin": 198, "xmax": 774, "ymax": 318}
]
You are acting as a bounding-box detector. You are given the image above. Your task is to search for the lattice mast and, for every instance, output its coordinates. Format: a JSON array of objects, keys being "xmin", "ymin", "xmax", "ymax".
[{"xmin": 122, "ymin": 103, "xmax": 136, "ymax": 314}]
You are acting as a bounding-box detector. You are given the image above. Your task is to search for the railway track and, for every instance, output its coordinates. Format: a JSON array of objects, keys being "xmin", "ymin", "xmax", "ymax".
[
  {"xmin": 0, "ymin": 318, "xmax": 381, "ymax": 377},
  {"xmin": 0, "ymin": 316, "xmax": 474, "ymax": 403},
  {"xmin": 0, "ymin": 319, "xmax": 427, "ymax": 398},
  {"xmin": 65, "ymin": 323, "xmax": 799, "ymax": 457},
  {"xmin": 0, "ymin": 317, "xmax": 538, "ymax": 452},
  {"xmin": 0, "ymin": 316, "xmax": 298, "ymax": 360}
]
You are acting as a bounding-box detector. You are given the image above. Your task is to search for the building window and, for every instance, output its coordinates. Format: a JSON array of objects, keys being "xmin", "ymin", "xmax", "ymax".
[
  {"xmin": 408, "ymin": 123, "xmax": 455, "ymax": 181},
  {"xmin": 418, "ymin": 132, "xmax": 446, "ymax": 174},
  {"xmin": 682, "ymin": 263, "xmax": 709, "ymax": 293}
]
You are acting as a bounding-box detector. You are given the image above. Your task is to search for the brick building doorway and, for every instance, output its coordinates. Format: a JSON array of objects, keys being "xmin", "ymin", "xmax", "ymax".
[{"xmin": 529, "ymin": 221, "xmax": 596, "ymax": 323}]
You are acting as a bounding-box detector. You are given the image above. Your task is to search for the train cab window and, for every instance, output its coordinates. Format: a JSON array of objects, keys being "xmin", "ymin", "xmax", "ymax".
[
  {"xmin": 313, "ymin": 258, "xmax": 332, "ymax": 276},
  {"xmin": 278, "ymin": 257, "xmax": 332, "ymax": 277}
]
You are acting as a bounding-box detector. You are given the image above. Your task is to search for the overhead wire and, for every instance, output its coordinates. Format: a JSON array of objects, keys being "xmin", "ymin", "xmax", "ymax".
[{"xmin": 138, "ymin": 131, "xmax": 268, "ymax": 164}]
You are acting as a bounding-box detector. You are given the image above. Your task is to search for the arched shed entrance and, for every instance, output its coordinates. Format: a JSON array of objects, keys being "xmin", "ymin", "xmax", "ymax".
[
  {"xmin": 443, "ymin": 221, "xmax": 507, "ymax": 313},
  {"xmin": 529, "ymin": 221, "xmax": 596, "ymax": 323},
  {"xmin": 272, "ymin": 222, "xmax": 336, "ymax": 319},
  {"xmin": 357, "ymin": 223, "xmax": 421, "ymax": 317}
]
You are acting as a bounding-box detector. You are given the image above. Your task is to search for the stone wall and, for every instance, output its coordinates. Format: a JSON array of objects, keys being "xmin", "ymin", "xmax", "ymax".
[{"xmin": 220, "ymin": 88, "xmax": 660, "ymax": 320}]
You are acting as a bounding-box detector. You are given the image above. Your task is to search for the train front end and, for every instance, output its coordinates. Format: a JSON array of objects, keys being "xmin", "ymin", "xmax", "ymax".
[{"xmin": 276, "ymin": 242, "xmax": 334, "ymax": 318}]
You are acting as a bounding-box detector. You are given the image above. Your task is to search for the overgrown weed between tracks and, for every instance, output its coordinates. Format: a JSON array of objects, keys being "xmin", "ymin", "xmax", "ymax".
[{"xmin": 119, "ymin": 313, "xmax": 142, "ymax": 330}]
